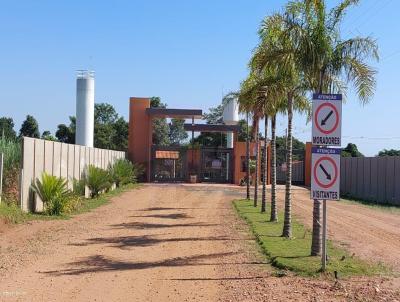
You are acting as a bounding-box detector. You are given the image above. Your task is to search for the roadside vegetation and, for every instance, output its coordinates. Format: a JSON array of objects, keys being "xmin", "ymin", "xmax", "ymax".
[
  {"xmin": 233, "ymin": 199, "xmax": 388, "ymax": 277},
  {"xmin": 1, "ymin": 156, "xmax": 142, "ymax": 223},
  {"xmin": 0, "ymin": 138, "xmax": 21, "ymax": 204},
  {"xmin": 234, "ymin": 0, "xmax": 379, "ymax": 259}
]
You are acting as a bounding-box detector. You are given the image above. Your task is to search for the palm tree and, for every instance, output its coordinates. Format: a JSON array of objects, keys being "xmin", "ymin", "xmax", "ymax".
[
  {"xmin": 246, "ymin": 111, "xmax": 251, "ymax": 200},
  {"xmin": 253, "ymin": 12, "xmax": 311, "ymax": 237},
  {"xmin": 282, "ymin": 0, "xmax": 378, "ymax": 255},
  {"xmin": 238, "ymin": 75, "xmax": 264, "ymax": 207}
]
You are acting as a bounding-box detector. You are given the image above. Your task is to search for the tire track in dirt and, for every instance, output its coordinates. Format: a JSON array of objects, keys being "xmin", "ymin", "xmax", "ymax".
[{"xmin": 0, "ymin": 184, "xmax": 399, "ymax": 301}]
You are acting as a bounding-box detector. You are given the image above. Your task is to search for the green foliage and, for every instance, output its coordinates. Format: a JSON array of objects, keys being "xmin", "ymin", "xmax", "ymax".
[
  {"xmin": 341, "ymin": 143, "xmax": 363, "ymax": 157},
  {"xmin": 0, "ymin": 202, "xmax": 28, "ymax": 224},
  {"xmin": 94, "ymin": 103, "xmax": 129, "ymax": 151},
  {"xmin": 109, "ymin": 159, "xmax": 135, "ymax": 187},
  {"xmin": 169, "ymin": 118, "xmax": 188, "ymax": 145},
  {"xmin": 55, "ymin": 116, "xmax": 75, "ymax": 144},
  {"xmin": 0, "ymin": 138, "xmax": 21, "ymax": 203},
  {"xmin": 41, "ymin": 131, "xmax": 57, "ymax": 141},
  {"xmin": 19, "ymin": 115, "xmax": 40, "ymax": 138},
  {"xmin": 55, "ymin": 104, "xmax": 128, "ymax": 151},
  {"xmin": 151, "ymin": 97, "xmax": 171, "ymax": 146},
  {"xmin": 31, "ymin": 173, "xmax": 70, "ymax": 215},
  {"xmin": 85, "ymin": 165, "xmax": 111, "ymax": 198},
  {"xmin": 377, "ymin": 149, "xmax": 400, "ymax": 157},
  {"xmin": 0, "ymin": 117, "xmax": 17, "ymax": 140},
  {"xmin": 233, "ymin": 199, "xmax": 387, "ymax": 276},
  {"xmin": 72, "ymin": 178, "xmax": 86, "ymax": 196},
  {"xmin": 275, "ymin": 136, "xmax": 305, "ymax": 165}
]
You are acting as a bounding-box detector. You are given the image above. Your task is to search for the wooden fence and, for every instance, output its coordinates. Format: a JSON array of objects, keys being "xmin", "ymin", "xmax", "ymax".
[{"xmin": 20, "ymin": 137, "xmax": 126, "ymax": 212}]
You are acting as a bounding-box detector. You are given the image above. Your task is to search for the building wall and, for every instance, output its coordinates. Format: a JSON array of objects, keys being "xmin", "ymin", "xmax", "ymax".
[
  {"xmin": 233, "ymin": 141, "xmax": 267, "ymax": 185},
  {"xmin": 128, "ymin": 97, "xmax": 152, "ymax": 181}
]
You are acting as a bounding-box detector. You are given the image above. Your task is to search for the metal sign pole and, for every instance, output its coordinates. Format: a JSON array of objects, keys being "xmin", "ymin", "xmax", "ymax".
[{"xmin": 322, "ymin": 199, "xmax": 327, "ymax": 270}]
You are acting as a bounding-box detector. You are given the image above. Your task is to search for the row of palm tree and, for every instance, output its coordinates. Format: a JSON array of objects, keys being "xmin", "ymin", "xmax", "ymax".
[{"xmin": 235, "ymin": 0, "xmax": 378, "ymax": 256}]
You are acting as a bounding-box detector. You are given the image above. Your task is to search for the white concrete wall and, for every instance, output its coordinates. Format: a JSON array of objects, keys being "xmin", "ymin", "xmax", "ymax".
[{"xmin": 20, "ymin": 137, "xmax": 126, "ymax": 212}]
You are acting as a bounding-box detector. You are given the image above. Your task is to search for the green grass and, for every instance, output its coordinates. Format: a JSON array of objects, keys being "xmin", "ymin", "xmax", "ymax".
[
  {"xmin": 233, "ymin": 199, "xmax": 388, "ymax": 277},
  {"xmin": 340, "ymin": 197, "xmax": 400, "ymax": 214},
  {"xmin": 0, "ymin": 202, "xmax": 29, "ymax": 224},
  {"xmin": 0, "ymin": 183, "xmax": 140, "ymax": 224}
]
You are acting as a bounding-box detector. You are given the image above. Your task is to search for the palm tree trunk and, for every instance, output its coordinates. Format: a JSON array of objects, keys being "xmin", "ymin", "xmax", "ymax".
[
  {"xmin": 311, "ymin": 76, "xmax": 325, "ymax": 255},
  {"xmin": 270, "ymin": 115, "xmax": 278, "ymax": 222},
  {"xmin": 282, "ymin": 95, "xmax": 293, "ymax": 238},
  {"xmin": 261, "ymin": 116, "xmax": 268, "ymax": 213},
  {"xmin": 311, "ymin": 199, "xmax": 322, "ymax": 255},
  {"xmin": 253, "ymin": 124, "xmax": 259, "ymax": 207},
  {"xmin": 246, "ymin": 112, "xmax": 250, "ymax": 200}
]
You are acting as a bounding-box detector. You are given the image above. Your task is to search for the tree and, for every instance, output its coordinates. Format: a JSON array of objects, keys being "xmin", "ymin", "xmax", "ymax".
[
  {"xmin": 169, "ymin": 118, "xmax": 188, "ymax": 145},
  {"xmin": 378, "ymin": 149, "xmax": 400, "ymax": 157},
  {"xmin": 95, "ymin": 103, "xmax": 118, "ymax": 124},
  {"xmin": 112, "ymin": 117, "xmax": 129, "ymax": 151},
  {"xmin": 41, "ymin": 131, "xmax": 57, "ymax": 141},
  {"xmin": 253, "ymin": 12, "xmax": 311, "ymax": 237},
  {"xmin": 150, "ymin": 97, "xmax": 170, "ymax": 146},
  {"xmin": 93, "ymin": 103, "xmax": 129, "ymax": 151},
  {"xmin": 55, "ymin": 117, "xmax": 75, "ymax": 144},
  {"xmin": 282, "ymin": 0, "xmax": 378, "ymax": 256},
  {"xmin": 342, "ymin": 143, "xmax": 363, "ymax": 157},
  {"xmin": 0, "ymin": 117, "xmax": 16, "ymax": 140},
  {"xmin": 19, "ymin": 115, "xmax": 40, "ymax": 138}
]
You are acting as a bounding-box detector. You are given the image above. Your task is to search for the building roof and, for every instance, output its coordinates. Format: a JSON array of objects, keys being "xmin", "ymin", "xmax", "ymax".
[
  {"xmin": 183, "ymin": 123, "xmax": 241, "ymax": 133},
  {"xmin": 146, "ymin": 108, "xmax": 203, "ymax": 119}
]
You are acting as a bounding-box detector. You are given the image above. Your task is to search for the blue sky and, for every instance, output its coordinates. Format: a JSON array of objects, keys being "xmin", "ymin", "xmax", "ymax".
[{"xmin": 0, "ymin": 0, "xmax": 399, "ymax": 156}]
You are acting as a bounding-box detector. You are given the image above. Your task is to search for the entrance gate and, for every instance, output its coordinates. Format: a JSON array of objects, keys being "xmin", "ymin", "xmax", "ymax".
[
  {"xmin": 200, "ymin": 148, "xmax": 233, "ymax": 183},
  {"xmin": 151, "ymin": 146, "xmax": 187, "ymax": 182}
]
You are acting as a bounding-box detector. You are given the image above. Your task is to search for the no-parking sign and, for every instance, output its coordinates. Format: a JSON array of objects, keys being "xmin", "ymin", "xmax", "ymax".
[
  {"xmin": 312, "ymin": 94, "xmax": 342, "ymax": 146},
  {"xmin": 311, "ymin": 147, "xmax": 340, "ymax": 200}
]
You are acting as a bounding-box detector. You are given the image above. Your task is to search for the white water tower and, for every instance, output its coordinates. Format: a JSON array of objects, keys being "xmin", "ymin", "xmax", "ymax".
[
  {"xmin": 222, "ymin": 98, "xmax": 239, "ymax": 148},
  {"xmin": 76, "ymin": 70, "xmax": 95, "ymax": 147}
]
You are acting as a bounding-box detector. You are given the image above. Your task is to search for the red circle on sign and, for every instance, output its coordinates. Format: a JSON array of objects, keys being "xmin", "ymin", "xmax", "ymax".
[
  {"xmin": 313, "ymin": 156, "xmax": 338, "ymax": 189},
  {"xmin": 314, "ymin": 102, "xmax": 339, "ymax": 135}
]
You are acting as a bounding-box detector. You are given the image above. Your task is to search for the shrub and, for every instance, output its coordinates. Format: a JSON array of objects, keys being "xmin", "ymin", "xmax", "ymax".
[
  {"xmin": 31, "ymin": 172, "xmax": 70, "ymax": 215},
  {"xmin": 0, "ymin": 138, "xmax": 21, "ymax": 203},
  {"xmin": 72, "ymin": 178, "xmax": 86, "ymax": 196},
  {"xmin": 109, "ymin": 159, "xmax": 136, "ymax": 187},
  {"xmin": 63, "ymin": 195, "xmax": 84, "ymax": 213},
  {"xmin": 85, "ymin": 165, "xmax": 111, "ymax": 198}
]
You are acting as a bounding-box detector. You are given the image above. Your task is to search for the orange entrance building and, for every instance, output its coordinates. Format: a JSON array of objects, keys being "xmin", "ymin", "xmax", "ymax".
[{"xmin": 128, "ymin": 97, "xmax": 269, "ymax": 185}]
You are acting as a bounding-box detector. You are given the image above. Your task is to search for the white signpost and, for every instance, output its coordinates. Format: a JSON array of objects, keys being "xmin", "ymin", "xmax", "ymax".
[
  {"xmin": 312, "ymin": 94, "xmax": 342, "ymax": 146},
  {"xmin": 311, "ymin": 93, "xmax": 342, "ymax": 271}
]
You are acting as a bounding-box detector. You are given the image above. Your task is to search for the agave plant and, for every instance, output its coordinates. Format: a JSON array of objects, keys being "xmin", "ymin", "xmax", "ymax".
[
  {"xmin": 31, "ymin": 172, "xmax": 69, "ymax": 215},
  {"xmin": 109, "ymin": 159, "xmax": 135, "ymax": 188},
  {"xmin": 85, "ymin": 165, "xmax": 111, "ymax": 198}
]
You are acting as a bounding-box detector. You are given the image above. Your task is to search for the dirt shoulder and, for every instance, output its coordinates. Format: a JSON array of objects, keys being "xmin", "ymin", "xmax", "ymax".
[{"xmin": 0, "ymin": 184, "xmax": 399, "ymax": 301}]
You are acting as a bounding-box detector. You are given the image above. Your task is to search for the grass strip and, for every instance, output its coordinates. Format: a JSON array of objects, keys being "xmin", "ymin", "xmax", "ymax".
[{"xmin": 233, "ymin": 199, "xmax": 388, "ymax": 277}]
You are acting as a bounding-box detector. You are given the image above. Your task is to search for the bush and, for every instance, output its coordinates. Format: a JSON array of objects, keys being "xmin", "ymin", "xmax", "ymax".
[
  {"xmin": 72, "ymin": 178, "xmax": 86, "ymax": 196},
  {"xmin": 0, "ymin": 138, "xmax": 21, "ymax": 203},
  {"xmin": 109, "ymin": 159, "xmax": 136, "ymax": 187},
  {"xmin": 31, "ymin": 172, "xmax": 70, "ymax": 215},
  {"xmin": 63, "ymin": 195, "xmax": 84, "ymax": 213},
  {"xmin": 85, "ymin": 165, "xmax": 111, "ymax": 198}
]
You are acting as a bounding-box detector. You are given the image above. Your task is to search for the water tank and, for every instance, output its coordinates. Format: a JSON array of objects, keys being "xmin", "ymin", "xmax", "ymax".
[
  {"xmin": 76, "ymin": 70, "xmax": 95, "ymax": 147},
  {"xmin": 222, "ymin": 98, "xmax": 239, "ymax": 148},
  {"xmin": 222, "ymin": 98, "xmax": 239, "ymax": 125}
]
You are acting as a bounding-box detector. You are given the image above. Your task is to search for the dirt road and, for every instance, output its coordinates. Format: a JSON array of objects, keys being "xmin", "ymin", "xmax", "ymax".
[{"xmin": 0, "ymin": 184, "xmax": 399, "ymax": 301}]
